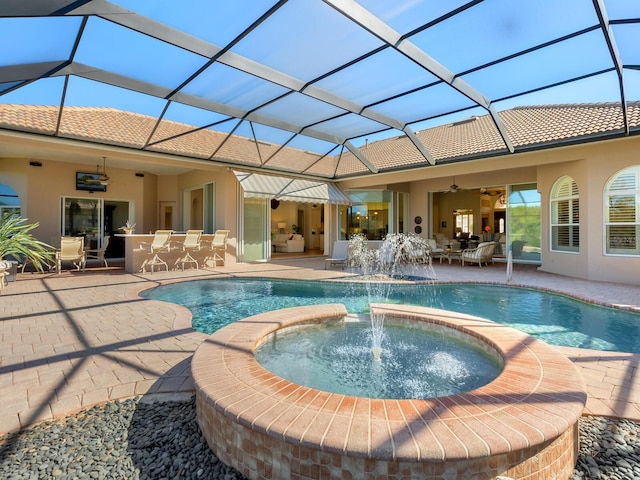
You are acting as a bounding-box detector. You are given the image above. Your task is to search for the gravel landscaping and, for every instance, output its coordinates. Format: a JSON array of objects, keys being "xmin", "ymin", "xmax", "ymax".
[{"xmin": 1, "ymin": 396, "xmax": 638, "ymax": 479}]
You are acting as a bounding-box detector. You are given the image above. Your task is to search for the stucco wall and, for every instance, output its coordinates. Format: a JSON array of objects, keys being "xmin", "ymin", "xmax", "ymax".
[
  {"xmin": 0, "ymin": 157, "xmax": 240, "ymax": 265},
  {"xmin": 340, "ymin": 139, "xmax": 640, "ymax": 286},
  {"xmin": 3, "ymin": 132, "xmax": 639, "ymax": 284},
  {"xmin": 538, "ymin": 137, "xmax": 640, "ymax": 285},
  {"xmin": 2, "ymin": 157, "xmax": 147, "ymax": 246}
]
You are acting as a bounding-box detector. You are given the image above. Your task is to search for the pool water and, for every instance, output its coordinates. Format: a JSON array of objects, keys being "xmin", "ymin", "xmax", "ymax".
[
  {"xmin": 254, "ymin": 321, "xmax": 502, "ymax": 399},
  {"xmin": 141, "ymin": 278, "xmax": 640, "ymax": 353}
]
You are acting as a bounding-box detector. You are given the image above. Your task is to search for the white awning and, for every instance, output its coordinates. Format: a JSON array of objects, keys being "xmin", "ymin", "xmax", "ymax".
[{"xmin": 233, "ymin": 171, "xmax": 352, "ymax": 205}]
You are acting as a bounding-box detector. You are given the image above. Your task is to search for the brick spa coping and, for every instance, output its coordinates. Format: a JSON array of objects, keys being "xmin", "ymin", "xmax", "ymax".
[{"xmin": 192, "ymin": 303, "xmax": 587, "ymax": 479}]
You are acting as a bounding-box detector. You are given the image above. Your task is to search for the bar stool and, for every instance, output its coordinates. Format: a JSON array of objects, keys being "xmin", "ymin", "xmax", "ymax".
[
  {"xmin": 139, "ymin": 230, "xmax": 172, "ymax": 273},
  {"xmin": 177, "ymin": 230, "xmax": 203, "ymax": 270}
]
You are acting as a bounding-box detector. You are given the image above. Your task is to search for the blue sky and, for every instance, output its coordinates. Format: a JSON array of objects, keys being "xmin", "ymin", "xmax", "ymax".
[{"xmin": 1, "ymin": 0, "xmax": 639, "ymax": 151}]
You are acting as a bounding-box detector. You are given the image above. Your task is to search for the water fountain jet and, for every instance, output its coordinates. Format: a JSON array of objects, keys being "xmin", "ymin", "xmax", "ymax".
[{"xmin": 344, "ymin": 233, "xmax": 435, "ymax": 362}]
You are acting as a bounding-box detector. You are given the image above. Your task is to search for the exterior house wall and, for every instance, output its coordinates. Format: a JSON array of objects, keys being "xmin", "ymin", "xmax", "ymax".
[
  {"xmin": 2, "ymin": 132, "xmax": 640, "ymax": 284},
  {"xmin": 175, "ymin": 168, "xmax": 239, "ymax": 264},
  {"xmin": 537, "ymin": 136, "xmax": 640, "ymax": 285},
  {"xmin": 586, "ymin": 138, "xmax": 640, "ymax": 285},
  {"xmin": 537, "ymin": 156, "xmax": 587, "ymax": 281},
  {"xmin": 0, "ymin": 157, "xmax": 241, "ymax": 265},
  {"xmin": 2, "ymin": 157, "xmax": 147, "ymax": 246},
  {"xmin": 409, "ymin": 180, "xmax": 430, "ymax": 236},
  {"xmin": 340, "ymin": 138, "xmax": 640, "ymax": 286},
  {"xmin": 140, "ymin": 172, "xmax": 157, "ymax": 234}
]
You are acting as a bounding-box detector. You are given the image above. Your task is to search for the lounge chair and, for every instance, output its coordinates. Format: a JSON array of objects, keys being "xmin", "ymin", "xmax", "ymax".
[
  {"xmin": 139, "ymin": 230, "xmax": 172, "ymax": 272},
  {"xmin": 55, "ymin": 236, "xmax": 86, "ymax": 273},
  {"xmin": 85, "ymin": 235, "xmax": 110, "ymax": 267},
  {"xmin": 210, "ymin": 230, "xmax": 229, "ymax": 267},
  {"xmin": 177, "ymin": 229, "xmax": 203, "ymax": 270},
  {"xmin": 461, "ymin": 242, "xmax": 496, "ymax": 267},
  {"xmin": 324, "ymin": 241, "xmax": 349, "ymax": 269}
]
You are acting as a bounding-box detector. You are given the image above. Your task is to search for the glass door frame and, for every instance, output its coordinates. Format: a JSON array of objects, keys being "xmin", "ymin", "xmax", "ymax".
[
  {"xmin": 61, "ymin": 196, "xmax": 104, "ymax": 250},
  {"xmin": 61, "ymin": 196, "xmax": 133, "ymax": 250}
]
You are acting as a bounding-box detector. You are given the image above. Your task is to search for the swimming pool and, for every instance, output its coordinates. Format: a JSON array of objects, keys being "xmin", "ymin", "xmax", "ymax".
[{"xmin": 141, "ymin": 277, "xmax": 640, "ymax": 353}]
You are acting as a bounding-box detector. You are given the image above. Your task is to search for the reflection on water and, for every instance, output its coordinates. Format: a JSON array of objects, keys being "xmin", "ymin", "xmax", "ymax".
[{"xmin": 141, "ymin": 278, "xmax": 640, "ymax": 353}]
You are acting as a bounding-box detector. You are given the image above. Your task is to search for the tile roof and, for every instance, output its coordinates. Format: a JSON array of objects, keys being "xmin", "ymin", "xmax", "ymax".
[
  {"xmin": 1, "ymin": 102, "xmax": 638, "ymax": 179},
  {"xmin": 334, "ymin": 102, "xmax": 640, "ymax": 176}
]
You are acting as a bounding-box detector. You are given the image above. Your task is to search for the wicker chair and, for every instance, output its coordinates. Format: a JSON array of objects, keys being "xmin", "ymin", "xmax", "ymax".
[{"xmin": 461, "ymin": 242, "xmax": 496, "ymax": 267}]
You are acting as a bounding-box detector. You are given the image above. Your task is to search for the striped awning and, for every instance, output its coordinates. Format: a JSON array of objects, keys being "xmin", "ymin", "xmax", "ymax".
[{"xmin": 233, "ymin": 171, "xmax": 351, "ymax": 205}]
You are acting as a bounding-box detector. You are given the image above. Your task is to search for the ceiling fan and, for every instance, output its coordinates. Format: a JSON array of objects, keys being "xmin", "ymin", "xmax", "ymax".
[
  {"xmin": 444, "ymin": 177, "xmax": 460, "ymax": 193},
  {"xmin": 98, "ymin": 156, "xmax": 111, "ymax": 186},
  {"xmin": 480, "ymin": 187, "xmax": 503, "ymax": 196}
]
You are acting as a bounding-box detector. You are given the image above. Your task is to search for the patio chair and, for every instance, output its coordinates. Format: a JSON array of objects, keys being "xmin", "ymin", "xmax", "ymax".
[
  {"xmin": 210, "ymin": 230, "xmax": 229, "ymax": 267},
  {"xmin": 324, "ymin": 241, "xmax": 349, "ymax": 269},
  {"xmin": 461, "ymin": 242, "xmax": 496, "ymax": 267},
  {"xmin": 426, "ymin": 239, "xmax": 444, "ymax": 264},
  {"xmin": 139, "ymin": 230, "xmax": 172, "ymax": 273},
  {"xmin": 0, "ymin": 260, "xmax": 10, "ymax": 292},
  {"xmin": 85, "ymin": 235, "xmax": 111, "ymax": 267},
  {"xmin": 55, "ymin": 236, "xmax": 86, "ymax": 273},
  {"xmin": 177, "ymin": 229, "xmax": 203, "ymax": 270}
]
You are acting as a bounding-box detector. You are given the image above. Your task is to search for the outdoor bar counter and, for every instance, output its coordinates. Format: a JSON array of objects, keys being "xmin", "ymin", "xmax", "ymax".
[{"xmin": 116, "ymin": 233, "xmax": 216, "ymax": 273}]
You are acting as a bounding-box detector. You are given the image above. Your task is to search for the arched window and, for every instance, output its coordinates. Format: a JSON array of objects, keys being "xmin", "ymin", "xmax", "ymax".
[
  {"xmin": 605, "ymin": 166, "xmax": 640, "ymax": 255},
  {"xmin": 550, "ymin": 176, "xmax": 579, "ymax": 252}
]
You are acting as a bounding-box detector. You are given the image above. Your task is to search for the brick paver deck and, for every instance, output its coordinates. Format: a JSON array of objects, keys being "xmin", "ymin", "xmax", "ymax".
[{"xmin": 0, "ymin": 257, "xmax": 639, "ymax": 434}]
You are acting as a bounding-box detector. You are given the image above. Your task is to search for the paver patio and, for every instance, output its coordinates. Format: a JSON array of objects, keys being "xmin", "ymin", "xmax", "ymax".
[{"xmin": 0, "ymin": 257, "xmax": 639, "ymax": 435}]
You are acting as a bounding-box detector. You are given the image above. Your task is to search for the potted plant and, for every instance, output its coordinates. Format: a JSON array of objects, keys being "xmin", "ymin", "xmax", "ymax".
[
  {"xmin": 119, "ymin": 220, "xmax": 136, "ymax": 235},
  {"xmin": 0, "ymin": 213, "xmax": 54, "ymax": 275},
  {"xmin": 483, "ymin": 225, "xmax": 492, "ymax": 242},
  {"xmin": 291, "ymin": 224, "xmax": 302, "ymax": 235}
]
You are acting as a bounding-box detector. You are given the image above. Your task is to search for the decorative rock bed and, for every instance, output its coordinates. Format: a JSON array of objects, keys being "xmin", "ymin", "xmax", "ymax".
[{"xmin": 192, "ymin": 303, "xmax": 587, "ymax": 480}]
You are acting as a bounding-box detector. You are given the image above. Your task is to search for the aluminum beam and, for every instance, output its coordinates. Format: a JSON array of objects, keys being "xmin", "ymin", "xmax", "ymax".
[
  {"xmin": 0, "ymin": 62, "xmax": 68, "ymax": 83},
  {"xmin": 345, "ymin": 140, "xmax": 378, "ymax": 174},
  {"xmin": 69, "ymin": 0, "xmax": 413, "ymax": 143},
  {"xmin": 323, "ymin": 0, "xmax": 516, "ymax": 153},
  {"xmin": 592, "ymin": 0, "xmax": 628, "ymax": 135},
  {"xmin": 403, "ymin": 126, "xmax": 435, "ymax": 165}
]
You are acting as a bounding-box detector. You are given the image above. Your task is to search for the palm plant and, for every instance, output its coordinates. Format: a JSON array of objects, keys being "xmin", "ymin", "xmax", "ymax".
[{"xmin": 0, "ymin": 214, "xmax": 54, "ymax": 272}]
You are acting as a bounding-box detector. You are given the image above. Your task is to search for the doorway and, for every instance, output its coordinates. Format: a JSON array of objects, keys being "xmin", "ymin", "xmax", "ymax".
[{"xmin": 62, "ymin": 197, "xmax": 131, "ymax": 256}]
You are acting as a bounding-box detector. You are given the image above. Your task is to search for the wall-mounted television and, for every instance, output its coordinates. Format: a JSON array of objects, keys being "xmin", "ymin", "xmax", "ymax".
[{"xmin": 76, "ymin": 172, "xmax": 107, "ymax": 192}]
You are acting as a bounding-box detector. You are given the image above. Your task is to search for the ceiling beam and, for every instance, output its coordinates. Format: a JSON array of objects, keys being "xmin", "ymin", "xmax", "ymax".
[
  {"xmin": 323, "ymin": 0, "xmax": 516, "ymax": 153},
  {"xmin": 70, "ymin": 0, "xmax": 412, "ymax": 141},
  {"xmin": 0, "ymin": 0, "xmax": 90, "ymax": 16},
  {"xmin": 345, "ymin": 140, "xmax": 378, "ymax": 174},
  {"xmin": 592, "ymin": 0, "xmax": 628, "ymax": 135},
  {"xmin": 0, "ymin": 62, "xmax": 68, "ymax": 83},
  {"xmin": 403, "ymin": 126, "xmax": 435, "ymax": 165}
]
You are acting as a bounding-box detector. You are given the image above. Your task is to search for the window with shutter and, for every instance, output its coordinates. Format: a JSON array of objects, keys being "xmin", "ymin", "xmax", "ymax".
[
  {"xmin": 605, "ymin": 166, "xmax": 640, "ymax": 255},
  {"xmin": 550, "ymin": 176, "xmax": 579, "ymax": 252}
]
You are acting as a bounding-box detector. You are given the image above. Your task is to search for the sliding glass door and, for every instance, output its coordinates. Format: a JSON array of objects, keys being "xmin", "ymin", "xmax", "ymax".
[
  {"xmin": 62, "ymin": 197, "xmax": 103, "ymax": 249},
  {"xmin": 62, "ymin": 197, "xmax": 131, "ymax": 251},
  {"xmin": 507, "ymin": 184, "xmax": 541, "ymax": 262}
]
